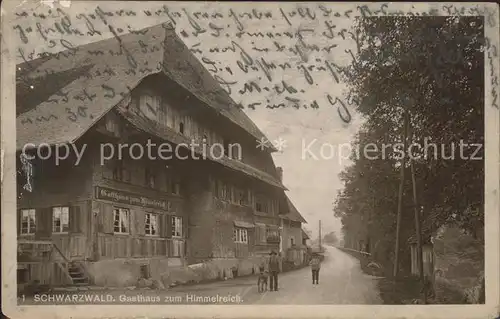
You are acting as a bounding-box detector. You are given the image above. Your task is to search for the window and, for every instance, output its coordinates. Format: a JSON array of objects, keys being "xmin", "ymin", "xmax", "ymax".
[
  {"xmin": 256, "ymin": 195, "xmax": 268, "ymax": 213},
  {"xmin": 145, "ymin": 213, "xmax": 159, "ymax": 236},
  {"xmin": 233, "ymin": 228, "xmax": 248, "ymax": 244},
  {"xmin": 179, "ymin": 122, "xmax": 185, "ymax": 134},
  {"xmin": 220, "ymin": 182, "xmax": 230, "ymax": 201},
  {"xmin": 139, "ymin": 93, "xmax": 161, "ymax": 121},
  {"xmin": 52, "ymin": 207, "xmax": 69, "ymax": 233},
  {"xmin": 113, "ymin": 208, "xmax": 129, "ymax": 234},
  {"xmin": 145, "ymin": 167, "xmax": 156, "ymax": 188},
  {"xmin": 268, "ymin": 200, "xmax": 277, "ymax": 214},
  {"xmin": 256, "ymin": 201, "xmax": 263, "ymax": 212},
  {"xmin": 198, "ymin": 125, "xmax": 205, "ymax": 141},
  {"xmin": 191, "ymin": 120, "xmax": 198, "ymax": 139},
  {"xmin": 171, "ymin": 216, "xmax": 183, "ymax": 237},
  {"xmin": 166, "ymin": 104, "xmax": 174, "ymax": 128},
  {"xmin": 236, "ymin": 188, "xmax": 249, "ymax": 206},
  {"xmin": 171, "ymin": 179, "xmax": 181, "ymax": 195},
  {"xmin": 229, "ymin": 185, "xmax": 235, "ymax": 203},
  {"xmin": 182, "ymin": 116, "xmax": 190, "ymax": 136},
  {"xmin": 223, "ymin": 138, "xmax": 230, "ymax": 157},
  {"xmin": 291, "ymin": 237, "xmax": 295, "ymax": 246},
  {"xmin": 20, "ymin": 209, "xmax": 36, "ymax": 235},
  {"xmin": 113, "ymin": 160, "xmax": 131, "ymax": 182}
]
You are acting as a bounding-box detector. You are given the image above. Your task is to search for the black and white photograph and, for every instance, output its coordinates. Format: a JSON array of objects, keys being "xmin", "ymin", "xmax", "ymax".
[{"xmin": 1, "ymin": 1, "xmax": 499, "ymax": 318}]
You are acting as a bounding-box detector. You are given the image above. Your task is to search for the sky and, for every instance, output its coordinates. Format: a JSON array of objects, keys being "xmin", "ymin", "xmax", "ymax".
[{"xmin": 7, "ymin": 1, "xmax": 371, "ymax": 238}]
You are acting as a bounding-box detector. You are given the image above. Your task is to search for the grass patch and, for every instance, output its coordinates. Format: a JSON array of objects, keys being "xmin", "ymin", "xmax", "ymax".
[{"xmin": 377, "ymin": 276, "xmax": 423, "ymax": 304}]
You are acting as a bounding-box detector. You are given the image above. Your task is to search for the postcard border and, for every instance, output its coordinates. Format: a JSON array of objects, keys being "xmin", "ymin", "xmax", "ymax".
[{"xmin": 1, "ymin": 2, "xmax": 499, "ymax": 318}]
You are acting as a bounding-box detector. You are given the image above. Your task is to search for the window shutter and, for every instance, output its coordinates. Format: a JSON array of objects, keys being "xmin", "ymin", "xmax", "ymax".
[
  {"xmin": 161, "ymin": 214, "xmax": 172, "ymax": 238},
  {"xmin": 214, "ymin": 180, "xmax": 219, "ymax": 198},
  {"xmin": 136, "ymin": 210, "xmax": 146, "ymax": 236},
  {"xmin": 183, "ymin": 217, "xmax": 188, "ymax": 239},
  {"xmin": 183, "ymin": 217, "xmax": 189, "ymax": 257},
  {"xmin": 35, "ymin": 207, "xmax": 52, "ymax": 239},
  {"xmin": 17, "ymin": 210, "xmax": 21, "ymax": 235},
  {"xmin": 166, "ymin": 215, "xmax": 173, "ymax": 238},
  {"xmin": 101, "ymin": 204, "xmax": 114, "ymax": 234},
  {"xmin": 255, "ymin": 225, "xmax": 260, "ymax": 243},
  {"xmin": 261, "ymin": 224, "xmax": 266, "ymax": 243},
  {"xmin": 69, "ymin": 205, "xmax": 82, "ymax": 233}
]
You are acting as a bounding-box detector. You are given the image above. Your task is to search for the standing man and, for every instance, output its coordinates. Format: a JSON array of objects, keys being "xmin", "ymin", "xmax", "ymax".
[
  {"xmin": 310, "ymin": 253, "xmax": 321, "ymax": 284},
  {"xmin": 268, "ymin": 250, "xmax": 281, "ymax": 291}
]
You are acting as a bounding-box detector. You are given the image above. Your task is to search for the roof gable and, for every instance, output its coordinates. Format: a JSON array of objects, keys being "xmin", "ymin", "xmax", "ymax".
[
  {"xmin": 17, "ymin": 24, "xmax": 166, "ymax": 149},
  {"xmin": 159, "ymin": 25, "xmax": 269, "ymax": 143},
  {"xmin": 16, "ymin": 23, "xmax": 270, "ymax": 150}
]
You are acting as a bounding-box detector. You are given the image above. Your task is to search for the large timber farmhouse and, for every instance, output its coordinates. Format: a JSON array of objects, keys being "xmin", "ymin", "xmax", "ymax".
[{"xmin": 16, "ymin": 23, "xmax": 308, "ymax": 289}]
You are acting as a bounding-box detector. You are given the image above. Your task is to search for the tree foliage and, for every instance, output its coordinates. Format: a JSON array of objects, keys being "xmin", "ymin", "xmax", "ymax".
[
  {"xmin": 323, "ymin": 231, "xmax": 339, "ymax": 245},
  {"xmin": 335, "ymin": 16, "xmax": 484, "ymax": 271}
]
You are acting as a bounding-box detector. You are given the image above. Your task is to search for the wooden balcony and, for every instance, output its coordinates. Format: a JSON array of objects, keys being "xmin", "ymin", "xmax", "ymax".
[{"xmin": 97, "ymin": 234, "xmax": 185, "ymax": 259}]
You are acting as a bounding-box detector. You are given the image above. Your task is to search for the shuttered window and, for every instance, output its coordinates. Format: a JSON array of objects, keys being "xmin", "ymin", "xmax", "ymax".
[
  {"xmin": 113, "ymin": 208, "xmax": 129, "ymax": 234},
  {"xmin": 234, "ymin": 188, "xmax": 249, "ymax": 206},
  {"xmin": 171, "ymin": 179, "xmax": 181, "ymax": 195},
  {"xmin": 52, "ymin": 206, "xmax": 69, "ymax": 233},
  {"xmin": 113, "ymin": 160, "xmax": 131, "ymax": 183},
  {"xmin": 171, "ymin": 216, "xmax": 182, "ymax": 237},
  {"xmin": 145, "ymin": 213, "xmax": 159, "ymax": 236},
  {"xmin": 219, "ymin": 182, "xmax": 230, "ymax": 201},
  {"xmin": 256, "ymin": 194, "xmax": 268, "ymax": 213},
  {"xmin": 171, "ymin": 239, "xmax": 184, "ymax": 257}
]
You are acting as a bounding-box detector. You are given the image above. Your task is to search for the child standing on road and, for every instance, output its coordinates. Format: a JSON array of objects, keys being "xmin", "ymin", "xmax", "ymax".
[{"xmin": 309, "ymin": 254, "xmax": 321, "ymax": 285}]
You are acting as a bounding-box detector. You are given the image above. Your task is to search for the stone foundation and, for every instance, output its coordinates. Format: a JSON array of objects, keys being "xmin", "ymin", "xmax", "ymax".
[{"xmin": 85, "ymin": 256, "xmax": 266, "ymax": 288}]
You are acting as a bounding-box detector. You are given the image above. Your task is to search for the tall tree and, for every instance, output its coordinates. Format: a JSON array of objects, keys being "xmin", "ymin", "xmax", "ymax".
[
  {"xmin": 323, "ymin": 231, "xmax": 339, "ymax": 245},
  {"xmin": 335, "ymin": 16, "xmax": 484, "ymax": 274}
]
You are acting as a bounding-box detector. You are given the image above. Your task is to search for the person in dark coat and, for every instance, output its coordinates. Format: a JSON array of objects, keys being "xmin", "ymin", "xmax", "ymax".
[
  {"xmin": 309, "ymin": 253, "xmax": 321, "ymax": 284},
  {"xmin": 268, "ymin": 250, "xmax": 281, "ymax": 291}
]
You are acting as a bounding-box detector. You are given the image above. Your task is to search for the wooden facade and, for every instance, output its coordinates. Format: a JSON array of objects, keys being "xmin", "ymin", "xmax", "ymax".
[{"xmin": 17, "ymin": 73, "xmax": 286, "ymax": 288}]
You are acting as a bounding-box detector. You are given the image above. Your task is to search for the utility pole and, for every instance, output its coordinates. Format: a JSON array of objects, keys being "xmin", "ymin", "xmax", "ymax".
[{"xmin": 393, "ymin": 110, "xmax": 409, "ymax": 279}]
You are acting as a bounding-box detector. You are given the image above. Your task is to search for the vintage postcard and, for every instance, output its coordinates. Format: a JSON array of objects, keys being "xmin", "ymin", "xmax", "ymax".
[{"xmin": 1, "ymin": 1, "xmax": 499, "ymax": 318}]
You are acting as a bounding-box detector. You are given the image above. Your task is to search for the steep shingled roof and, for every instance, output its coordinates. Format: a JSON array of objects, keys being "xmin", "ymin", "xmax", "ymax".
[
  {"xmin": 17, "ymin": 22, "xmax": 272, "ymax": 150},
  {"xmin": 280, "ymin": 195, "xmax": 307, "ymax": 223}
]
